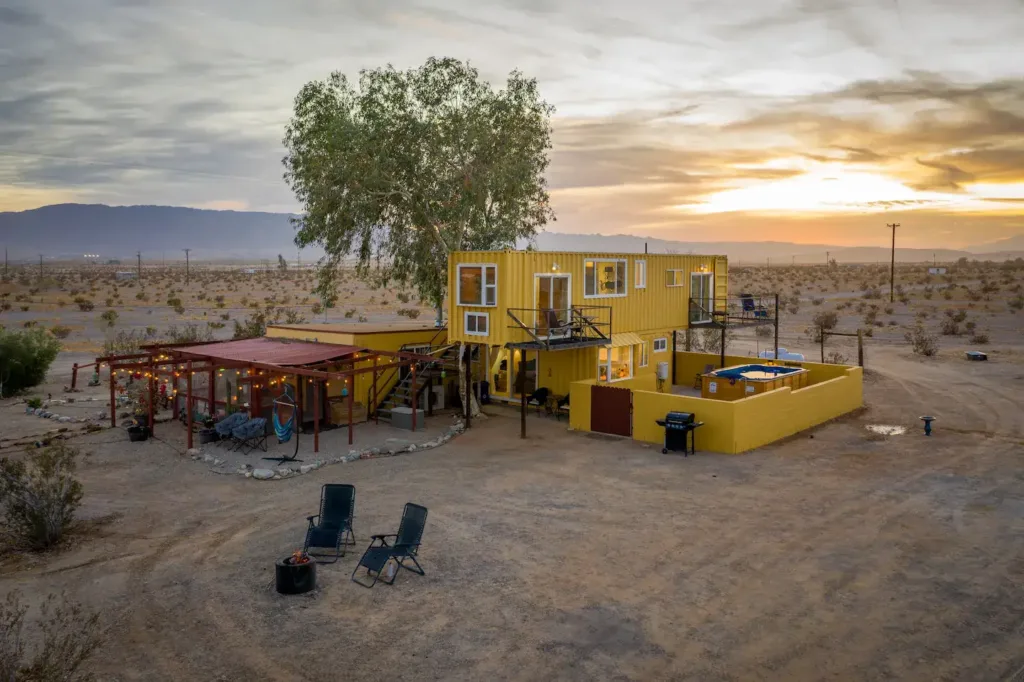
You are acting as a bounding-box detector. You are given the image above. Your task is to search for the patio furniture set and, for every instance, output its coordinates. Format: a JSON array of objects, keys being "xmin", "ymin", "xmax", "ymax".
[
  {"xmin": 524, "ymin": 387, "xmax": 570, "ymax": 420},
  {"xmin": 298, "ymin": 483, "xmax": 428, "ymax": 590}
]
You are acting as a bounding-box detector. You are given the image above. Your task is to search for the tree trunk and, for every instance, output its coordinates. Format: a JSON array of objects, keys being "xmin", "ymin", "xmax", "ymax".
[{"xmin": 457, "ymin": 343, "xmax": 482, "ymax": 419}]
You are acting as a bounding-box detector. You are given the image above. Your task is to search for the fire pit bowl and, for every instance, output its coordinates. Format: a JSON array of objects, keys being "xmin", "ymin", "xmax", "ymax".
[{"xmin": 275, "ymin": 552, "xmax": 316, "ymax": 595}]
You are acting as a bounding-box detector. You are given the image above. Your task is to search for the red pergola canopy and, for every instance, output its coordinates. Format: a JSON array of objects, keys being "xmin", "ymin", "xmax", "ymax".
[{"xmin": 174, "ymin": 337, "xmax": 361, "ymax": 366}]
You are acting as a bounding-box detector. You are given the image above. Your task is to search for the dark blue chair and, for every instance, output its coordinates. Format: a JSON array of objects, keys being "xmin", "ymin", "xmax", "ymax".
[
  {"xmin": 304, "ymin": 484, "xmax": 356, "ymax": 563},
  {"xmin": 351, "ymin": 503, "xmax": 427, "ymax": 588},
  {"xmin": 214, "ymin": 412, "xmax": 248, "ymax": 446},
  {"xmin": 232, "ymin": 417, "xmax": 267, "ymax": 454}
]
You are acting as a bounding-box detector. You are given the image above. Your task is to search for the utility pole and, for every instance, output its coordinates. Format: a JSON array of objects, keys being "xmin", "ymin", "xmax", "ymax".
[
  {"xmin": 183, "ymin": 248, "xmax": 191, "ymax": 286},
  {"xmin": 137, "ymin": 251, "xmax": 142, "ymax": 280},
  {"xmin": 4, "ymin": 246, "xmax": 7, "ymax": 277},
  {"xmin": 887, "ymin": 223, "xmax": 899, "ymax": 303},
  {"xmin": 38, "ymin": 254, "xmax": 43, "ymax": 280},
  {"xmin": 826, "ymin": 250, "xmax": 830, "ymax": 267}
]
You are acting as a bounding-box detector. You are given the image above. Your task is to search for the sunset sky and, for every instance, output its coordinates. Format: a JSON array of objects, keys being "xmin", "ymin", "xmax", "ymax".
[{"xmin": 1, "ymin": 0, "xmax": 1022, "ymax": 248}]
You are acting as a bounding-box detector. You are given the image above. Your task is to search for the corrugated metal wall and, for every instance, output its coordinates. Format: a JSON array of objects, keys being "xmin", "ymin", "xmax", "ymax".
[{"xmin": 449, "ymin": 251, "xmax": 726, "ymax": 346}]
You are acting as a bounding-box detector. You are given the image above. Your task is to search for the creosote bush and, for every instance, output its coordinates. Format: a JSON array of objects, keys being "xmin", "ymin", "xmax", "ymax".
[
  {"xmin": 0, "ymin": 590, "xmax": 103, "ymax": 682},
  {"xmin": 0, "ymin": 442, "xmax": 84, "ymax": 551},
  {"xmin": 905, "ymin": 324, "xmax": 938, "ymax": 357}
]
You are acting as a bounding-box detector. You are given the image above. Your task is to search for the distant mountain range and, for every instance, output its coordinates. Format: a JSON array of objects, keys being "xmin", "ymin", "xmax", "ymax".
[{"xmin": 1, "ymin": 203, "xmax": 1022, "ymax": 264}]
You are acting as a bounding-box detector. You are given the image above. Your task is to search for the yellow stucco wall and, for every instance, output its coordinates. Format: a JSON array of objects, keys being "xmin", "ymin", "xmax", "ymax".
[
  {"xmin": 568, "ymin": 379, "xmax": 595, "ymax": 432},
  {"xmin": 631, "ymin": 391, "xmax": 737, "ymax": 453},
  {"xmin": 578, "ymin": 351, "xmax": 864, "ymax": 454},
  {"xmin": 447, "ymin": 251, "xmax": 726, "ymax": 346}
]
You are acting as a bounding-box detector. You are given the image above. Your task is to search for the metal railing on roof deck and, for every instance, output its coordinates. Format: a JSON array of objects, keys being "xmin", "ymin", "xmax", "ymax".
[
  {"xmin": 689, "ymin": 294, "xmax": 777, "ymax": 327},
  {"xmin": 506, "ymin": 305, "xmax": 611, "ymax": 350}
]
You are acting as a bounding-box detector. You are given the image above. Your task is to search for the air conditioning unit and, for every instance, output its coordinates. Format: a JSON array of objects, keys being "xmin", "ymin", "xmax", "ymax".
[{"xmin": 656, "ymin": 362, "xmax": 670, "ymax": 381}]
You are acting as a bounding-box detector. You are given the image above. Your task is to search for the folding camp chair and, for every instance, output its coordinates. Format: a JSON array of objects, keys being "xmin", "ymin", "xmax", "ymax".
[
  {"xmin": 232, "ymin": 417, "xmax": 268, "ymax": 454},
  {"xmin": 351, "ymin": 503, "xmax": 427, "ymax": 588},
  {"xmin": 213, "ymin": 412, "xmax": 248, "ymax": 447},
  {"xmin": 693, "ymin": 364, "xmax": 714, "ymax": 390},
  {"xmin": 303, "ymin": 484, "xmax": 356, "ymax": 563},
  {"xmin": 526, "ymin": 387, "xmax": 550, "ymax": 416}
]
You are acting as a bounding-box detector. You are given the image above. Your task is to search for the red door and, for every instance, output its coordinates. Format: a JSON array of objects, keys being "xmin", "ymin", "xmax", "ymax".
[{"xmin": 590, "ymin": 384, "xmax": 632, "ymax": 437}]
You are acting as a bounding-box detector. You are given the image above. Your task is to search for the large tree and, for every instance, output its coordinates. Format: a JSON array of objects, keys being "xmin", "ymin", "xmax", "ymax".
[{"xmin": 283, "ymin": 57, "xmax": 555, "ymax": 322}]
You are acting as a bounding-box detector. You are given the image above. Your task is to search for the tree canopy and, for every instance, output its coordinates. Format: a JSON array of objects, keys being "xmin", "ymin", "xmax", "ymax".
[{"xmin": 283, "ymin": 57, "xmax": 555, "ymax": 316}]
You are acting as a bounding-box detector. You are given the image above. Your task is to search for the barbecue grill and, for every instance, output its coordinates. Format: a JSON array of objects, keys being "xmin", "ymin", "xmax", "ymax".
[{"xmin": 655, "ymin": 411, "xmax": 703, "ymax": 456}]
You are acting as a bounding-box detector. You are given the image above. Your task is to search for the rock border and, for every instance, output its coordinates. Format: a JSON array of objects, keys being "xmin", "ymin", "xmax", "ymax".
[{"xmin": 186, "ymin": 418, "xmax": 467, "ymax": 481}]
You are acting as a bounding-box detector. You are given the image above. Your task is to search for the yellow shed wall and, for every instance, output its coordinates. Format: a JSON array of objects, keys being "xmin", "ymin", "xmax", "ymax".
[
  {"xmin": 631, "ymin": 391, "xmax": 737, "ymax": 453},
  {"xmin": 448, "ymin": 251, "xmax": 725, "ymax": 346}
]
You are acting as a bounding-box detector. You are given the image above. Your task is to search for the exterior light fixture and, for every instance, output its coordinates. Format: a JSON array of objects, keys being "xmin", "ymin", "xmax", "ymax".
[{"xmin": 551, "ymin": 262, "xmax": 559, "ymax": 272}]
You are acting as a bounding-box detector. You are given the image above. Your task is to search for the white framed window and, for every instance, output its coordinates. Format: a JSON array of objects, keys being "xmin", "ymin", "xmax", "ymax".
[
  {"xmin": 635, "ymin": 260, "xmax": 646, "ymax": 289},
  {"xmin": 584, "ymin": 259, "xmax": 627, "ymax": 298},
  {"xmin": 653, "ymin": 337, "xmax": 668, "ymax": 353},
  {"xmin": 457, "ymin": 264, "xmax": 497, "ymax": 306},
  {"xmin": 639, "ymin": 341, "xmax": 649, "ymax": 367},
  {"xmin": 598, "ymin": 345, "xmax": 633, "ymax": 382},
  {"xmin": 667, "ymin": 269, "xmax": 685, "ymax": 287},
  {"xmin": 464, "ymin": 311, "xmax": 489, "ymax": 336}
]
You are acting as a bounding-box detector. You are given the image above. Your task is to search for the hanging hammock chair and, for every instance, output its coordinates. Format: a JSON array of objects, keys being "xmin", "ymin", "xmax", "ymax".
[{"xmin": 273, "ymin": 384, "xmax": 298, "ymax": 444}]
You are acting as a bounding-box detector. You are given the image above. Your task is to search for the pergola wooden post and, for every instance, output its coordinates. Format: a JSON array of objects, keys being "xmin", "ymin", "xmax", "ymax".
[
  {"xmin": 313, "ymin": 379, "xmax": 320, "ymax": 453},
  {"xmin": 372, "ymin": 356, "xmax": 379, "ymax": 424},
  {"xmin": 464, "ymin": 345, "xmax": 472, "ymax": 429},
  {"xmin": 109, "ymin": 369, "xmax": 116, "ymax": 428},
  {"xmin": 411, "ymin": 364, "xmax": 418, "ymax": 432},
  {"xmin": 186, "ymin": 360, "xmax": 193, "ymax": 450},
  {"xmin": 347, "ymin": 376, "xmax": 354, "ymax": 445},
  {"xmin": 207, "ymin": 367, "xmax": 215, "ymax": 417},
  {"xmin": 147, "ymin": 360, "xmax": 155, "ymax": 433}
]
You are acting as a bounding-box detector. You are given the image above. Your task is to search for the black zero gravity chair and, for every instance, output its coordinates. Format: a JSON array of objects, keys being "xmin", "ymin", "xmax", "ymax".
[
  {"xmin": 303, "ymin": 484, "xmax": 357, "ymax": 563},
  {"xmin": 351, "ymin": 503, "xmax": 428, "ymax": 588}
]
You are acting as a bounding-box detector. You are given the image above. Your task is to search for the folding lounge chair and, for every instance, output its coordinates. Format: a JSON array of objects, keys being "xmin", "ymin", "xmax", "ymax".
[
  {"xmin": 232, "ymin": 417, "xmax": 268, "ymax": 454},
  {"xmin": 304, "ymin": 484, "xmax": 356, "ymax": 563},
  {"xmin": 214, "ymin": 412, "xmax": 248, "ymax": 446},
  {"xmin": 526, "ymin": 387, "xmax": 550, "ymax": 415},
  {"xmin": 351, "ymin": 503, "xmax": 427, "ymax": 588}
]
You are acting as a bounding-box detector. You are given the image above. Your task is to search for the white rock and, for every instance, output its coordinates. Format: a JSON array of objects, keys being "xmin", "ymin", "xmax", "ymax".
[
  {"xmin": 244, "ymin": 471, "xmax": 253, "ymax": 478},
  {"xmin": 300, "ymin": 464, "xmax": 314, "ymax": 474},
  {"xmin": 252, "ymin": 469, "xmax": 275, "ymax": 480},
  {"xmin": 186, "ymin": 448, "xmax": 202, "ymax": 456},
  {"xmin": 213, "ymin": 458, "xmax": 222, "ymax": 466},
  {"xmin": 408, "ymin": 444, "xmax": 416, "ymax": 451}
]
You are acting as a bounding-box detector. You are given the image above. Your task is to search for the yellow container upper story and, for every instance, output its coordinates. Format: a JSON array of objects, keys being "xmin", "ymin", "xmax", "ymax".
[{"xmin": 447, "ymin": 250, "xmax": 728, "ymax": 346}]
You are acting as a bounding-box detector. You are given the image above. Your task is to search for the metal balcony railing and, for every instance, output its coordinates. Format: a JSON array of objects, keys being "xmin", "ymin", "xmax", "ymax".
[
  {"xmin": 689, "ymin": 294, "xmax": 777, "ymax": 327},
  {"xmin": 506, "ymin": 305, "xmax": 612, "ymax": 350}
]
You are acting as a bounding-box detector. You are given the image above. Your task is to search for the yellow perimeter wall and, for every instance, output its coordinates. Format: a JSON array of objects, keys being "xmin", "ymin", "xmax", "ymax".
[{"xmin": 571, "ymin": 351, "xmax": 863, "ymax": 454}]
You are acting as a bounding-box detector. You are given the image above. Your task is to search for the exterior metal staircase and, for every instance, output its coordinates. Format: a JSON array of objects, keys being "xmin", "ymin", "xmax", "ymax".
[{"xmin": 373, "ymin": 344, "xmax": 462, "ymax": 422}]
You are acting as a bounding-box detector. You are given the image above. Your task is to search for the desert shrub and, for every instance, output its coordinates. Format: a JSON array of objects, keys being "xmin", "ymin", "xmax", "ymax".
[
  {"xmin": 810, "ymin": 297, "xmax": 824, "ymax": 306},
  {"xmin": 970, "ymin": 332, "xmax": 990, "ymax": 345},
  {"xmin": 0, "ymin": 328, "xmax": 61, "ymax": 397},
  {"xmin": 884, "ymin": 306, "xmax": 894, "ymax": 315},
  {"xmin": 905, "ymin": 325, "xmax": 938, "ymax": 356},
  {"xmin": 99, "ymin": 310, "xmax": 118, "ymax": 327},
  {"xmin": 166, "ymin": 297, "xmax": 182, "ymax": 308},
  {"xmin": 311, "ymin": 302, "xmax": 324, "ymax": 315},
  {"xmin": 101, "ymin": 329, "xmax": 147, "ymax": 356},
  {"xmin": 755, "ymin": 325, "xmax": 772, "ymax": 338},
  {"xmin": 808, "ymin": 310, "xmax": 839, "ymax": 342},
  {"xmin": 0, "ymin": 590, "xmax": 103, "ymax": 681},
  {"xmin": 165, "ymin": 322, "xmax": 214, "ymax": 344},
  {"xmin": 1009, "ymin": 296, "xmax": 1024, "ymax": 311},
  {"xmin": 862, "ymin": 287, "xmax": 881, "ymax": 299},
  {"xmin": 73, "ymin": 297, "xmax": 94, "ymax": 312},
  {"xmin": 0, "ymin": 442, "xmax": 83, "ymax": 550},
  {"xmin": 219, "ymin": 313, "xmax": 230, "ymax": 321},
  {"xmin": 49, "ymin": 325, "xmax": 71, "ymax": 339},
  {"xmin": 19, "ymin": 305, "xmax": 29, "ymax": 312},
  {"xmin": 396, "ymin": 307, "xmax": 421, "ymax": 319},
  {"xmin": 396, "ymin": 291, "xmax": 411, "ymax": 303},
  {"xmin": 344, "ymin": 308, "xmax": 356, "ymax": 319},
  {"xmin": 358, "ymin": 314, "xmax": 368, "ymax": 322},
  {"xmin": 824, "ymin": 351, "xmax": 848, "ymax": 365},
  {"xmin": 104, "ymin": 297, "xmax": 114, "ymax": 307}
]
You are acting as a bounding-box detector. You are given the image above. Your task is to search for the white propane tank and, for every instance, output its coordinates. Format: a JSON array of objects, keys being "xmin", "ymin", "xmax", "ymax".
[{"xmin": 656, "ymin": 362, "xmax": 670, "ymax": 381}]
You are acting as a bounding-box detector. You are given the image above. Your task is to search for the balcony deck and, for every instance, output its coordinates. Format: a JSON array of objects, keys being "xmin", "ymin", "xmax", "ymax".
[
  {"xmin": 506, "ymin": 306, "xmax": 611, "ymax": 351},
  {"xmin": 689, "ymin": 294, "xmax": 777, "ymax": 329}
]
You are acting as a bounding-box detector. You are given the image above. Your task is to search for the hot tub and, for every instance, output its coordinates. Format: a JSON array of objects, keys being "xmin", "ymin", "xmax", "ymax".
[{"xmin": 701, "ymin": 364, "xmax": 809, "ymax": 401}]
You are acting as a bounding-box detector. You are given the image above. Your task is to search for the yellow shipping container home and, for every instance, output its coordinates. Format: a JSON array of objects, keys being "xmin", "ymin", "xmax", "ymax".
[{"xmin": 446, "ymin": 250, "xmax": 728, "ymax": 403}]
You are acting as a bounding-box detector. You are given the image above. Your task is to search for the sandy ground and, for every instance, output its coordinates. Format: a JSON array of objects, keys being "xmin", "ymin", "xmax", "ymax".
[{"xmin": 2, "ymin": 343, "xmax": 1023, "ymax": 681}]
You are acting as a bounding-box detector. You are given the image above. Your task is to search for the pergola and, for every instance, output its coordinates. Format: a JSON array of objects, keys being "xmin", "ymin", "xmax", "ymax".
[{"xmin": 96, "ymin": 337, "xmax": 436, "ymax": 452}]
